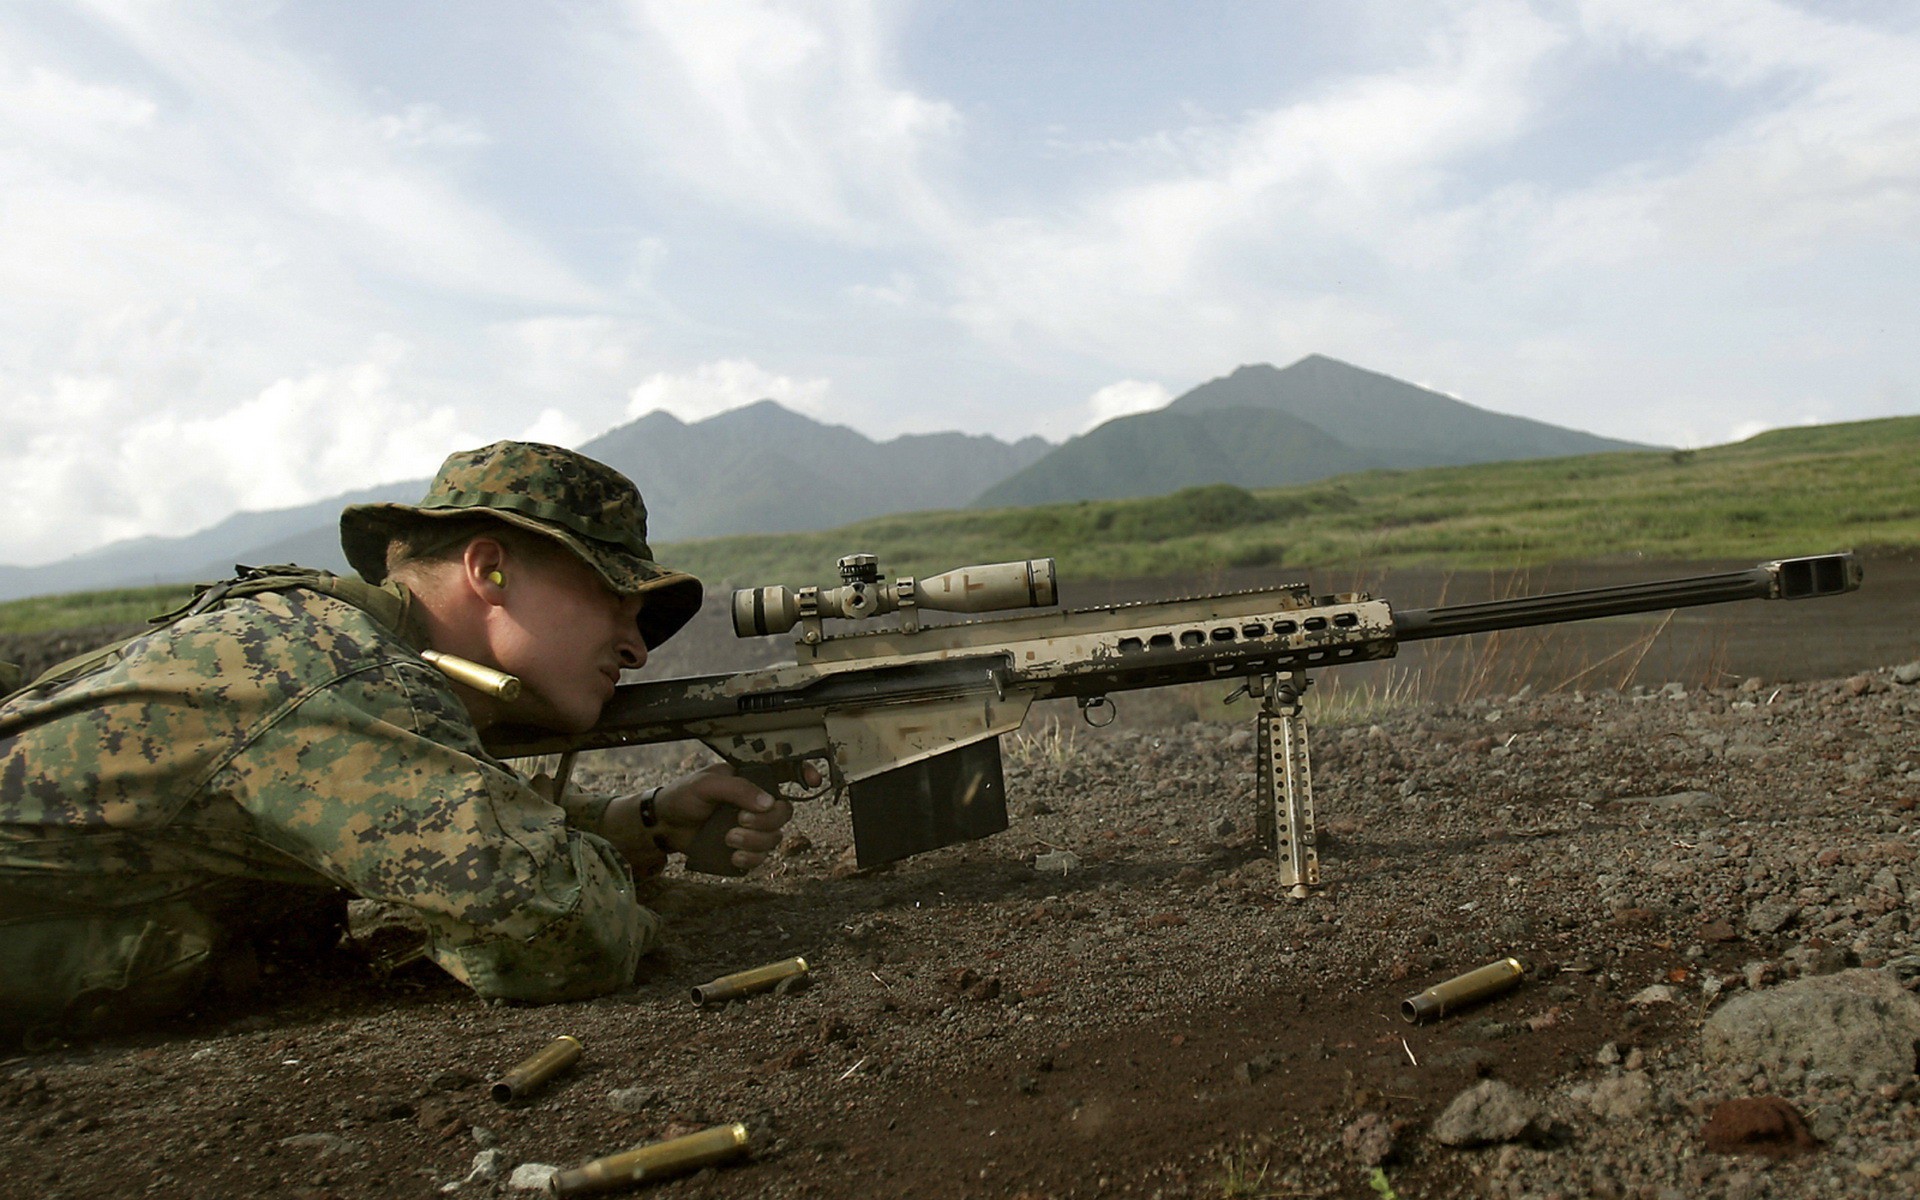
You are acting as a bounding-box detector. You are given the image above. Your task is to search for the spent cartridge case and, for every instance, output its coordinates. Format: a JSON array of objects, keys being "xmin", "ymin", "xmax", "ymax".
[
  {"xmin": 549, "ymin": 1123, "xmax": 750, "ymax": 1196},
  {"xmin": 690, "ymin": 956, "xmax": 809, "ymax": 1005},
  {"xmin": 491, "ymin": 1035, "xmax": 582, "ymax": 1103},
  {"xmin": 423, "ymin": 650, "xmax": 523, "ymax": 702},
  {"xmin": 1401, "ymin": 956, "xmax": 1524, "ymax": 1024}
]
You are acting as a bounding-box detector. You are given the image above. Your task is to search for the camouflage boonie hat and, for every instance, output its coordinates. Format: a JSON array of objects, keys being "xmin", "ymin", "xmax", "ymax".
[{"xmin": 340, "ymin": 441, "xmax": 702, "ymax": 648}]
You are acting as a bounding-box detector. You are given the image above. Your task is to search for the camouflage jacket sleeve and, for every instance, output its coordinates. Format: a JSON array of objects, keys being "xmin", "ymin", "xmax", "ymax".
[{"xmin": 227, "ymin": 654, "xmax": 660, "ymax": 1003}]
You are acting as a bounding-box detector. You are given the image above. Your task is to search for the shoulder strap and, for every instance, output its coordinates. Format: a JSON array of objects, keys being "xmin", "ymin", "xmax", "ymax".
[{"xmin": 2, "ymin": 565, "xmax": 417, "ymax": 704}]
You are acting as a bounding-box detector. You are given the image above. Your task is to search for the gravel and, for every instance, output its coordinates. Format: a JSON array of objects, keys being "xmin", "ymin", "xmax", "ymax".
[{"xmin": 3, "ymin": 665, "xmax": 1918, "ymax": 1198}]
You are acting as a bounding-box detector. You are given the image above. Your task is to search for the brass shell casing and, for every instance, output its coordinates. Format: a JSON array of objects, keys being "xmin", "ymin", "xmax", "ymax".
[
  {"xmin": 422, "ymin": 650, "xmax": 523, "ymax": 702},
  {"xmin": 690, "ymin": 956, "xmax": 810, "ymax": 1005},
  {"xmin": 491, "ymin": 1035, "xmax": 583, "ymax": 1103},
  {"xmin": 1401, "ymin": 957, "xmax": 1525, "ymax": 1024},
  {"xmin": 549, "ymin": 1123, "xmax": 751, "ymax": 1197}
]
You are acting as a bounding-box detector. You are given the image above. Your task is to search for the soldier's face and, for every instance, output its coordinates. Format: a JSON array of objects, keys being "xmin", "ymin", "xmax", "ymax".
[{"xmin": 491, "ymin": 549, "xmax": 647, "ymax": 732}]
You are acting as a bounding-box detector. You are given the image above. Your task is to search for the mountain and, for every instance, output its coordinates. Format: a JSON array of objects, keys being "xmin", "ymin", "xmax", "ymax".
[
  {"xmin": 580, "ymin": 401, "xmax": 1052, "ymax": 540},
  {"xmin": 1168, "ymin": 356, "xmax": 1648, "ymax": 466},
  {"xmin": 0, "ymin": 404, "xmax": 1051, "ymax": 601},
  {"xmin": 974, "ymin": 406, "xmax": 1376, "ymax": 508},
  {"xmin": 974, "ymin": 355, "xmax": 1650, "ymax": 508},
  {"xmin": 0, "ymin": 480, "xmax": 421, "ymax": 601}
]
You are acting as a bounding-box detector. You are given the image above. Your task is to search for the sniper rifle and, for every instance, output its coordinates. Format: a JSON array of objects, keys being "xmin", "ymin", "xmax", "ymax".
[{"xmin": 488, "ymin": 551, "xmax": 1861, "ymax": 893}]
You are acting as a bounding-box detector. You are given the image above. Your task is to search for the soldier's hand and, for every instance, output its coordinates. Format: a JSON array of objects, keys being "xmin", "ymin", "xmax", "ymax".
[{"xmin": 653, "ymin": 762, "xmax": 807, "ymax": 872}]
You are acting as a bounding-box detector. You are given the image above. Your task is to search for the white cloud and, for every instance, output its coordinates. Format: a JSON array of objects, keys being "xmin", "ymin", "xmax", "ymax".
[
  {"xmin": 585, "ymin": 0, "xmax": 963, "ymax": 237},
  {"xmin": 0, "ymin": 61, "xmax": 156, "ymax": 138},
  {"xmin": 2, "ymin": 1, "xmax": 1916, "ymax": 566},
  {"xmin": 519, "ymin": 407, "xmax": 587, "ymax": 448},
  {"xmin": 0, "ymin": 7, "xmax": 611, "ymax": 564},
  {"xmin": 1083, "ymin": 380, "xmax": 1171, "ymax": 431},
  {"xmin": 370, "ymin": 101, "xmax": 489, "ymax": 149},
  {"xmin": 1570, "ymin": 0, "xmax": 1920, "ymax": 257},
  {"xmin": 942, "ymin": 0, "xmax": 1568, "ymax": 373},
  {"xmin": 488, "ymin": 316, "xmax": 655, "ymax": 420},
  {"xmin": 4, "ymin": 347, "xmax": 472, "ymax": 565},
  {"xmin": 626, "ymin": 359, "xmax": 832, "ymax": 423}
]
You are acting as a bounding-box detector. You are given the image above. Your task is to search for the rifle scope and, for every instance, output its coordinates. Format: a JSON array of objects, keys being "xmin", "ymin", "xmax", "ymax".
[{"xmin": 733, "ymin": 556, "xmax": 1058, "ymax": 638}]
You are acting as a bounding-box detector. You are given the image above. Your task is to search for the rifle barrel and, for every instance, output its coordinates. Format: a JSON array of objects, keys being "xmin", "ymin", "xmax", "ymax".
[{"xmin": 1392, "ymin": 553, "xmax": 1860, "ymax": 642}]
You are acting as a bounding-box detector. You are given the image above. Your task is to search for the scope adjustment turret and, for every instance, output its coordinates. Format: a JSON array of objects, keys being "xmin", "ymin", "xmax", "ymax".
[{"xmin": 837, "ymin": 553, "xmax": 880, "ymax": 584}]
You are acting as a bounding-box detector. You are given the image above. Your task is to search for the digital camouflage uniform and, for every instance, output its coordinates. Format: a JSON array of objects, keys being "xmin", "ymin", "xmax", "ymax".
[{"xmin": 0, "ymin": 442, "xmax": 702, "ymax": 1039}]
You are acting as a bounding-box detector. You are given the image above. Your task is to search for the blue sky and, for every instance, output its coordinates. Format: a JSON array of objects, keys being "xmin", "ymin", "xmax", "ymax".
[{"xmin": 2, "ymin": 0, "xmax": 1916, "ymax": 565}]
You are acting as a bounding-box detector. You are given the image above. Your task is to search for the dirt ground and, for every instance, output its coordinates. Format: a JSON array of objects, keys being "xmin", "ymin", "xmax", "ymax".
[{"xmin": 3, "ymin": 555, "xmax": 1918, "ymax": 1199}]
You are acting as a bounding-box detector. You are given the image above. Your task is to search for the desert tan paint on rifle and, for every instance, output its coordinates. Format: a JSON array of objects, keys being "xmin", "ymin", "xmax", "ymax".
[{"xmin": 493, "ymin": 589, "xmax": 1397, "ymax": 767}]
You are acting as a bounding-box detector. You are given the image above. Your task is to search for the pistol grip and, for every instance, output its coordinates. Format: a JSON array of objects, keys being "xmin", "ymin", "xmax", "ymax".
[
  {"xmin": 684, "ymin": 806, "xmax": 746, "ymax": 877},
  {"xmin": 683, "ymin": 762, "xmax": 788, "ymax": 877}
]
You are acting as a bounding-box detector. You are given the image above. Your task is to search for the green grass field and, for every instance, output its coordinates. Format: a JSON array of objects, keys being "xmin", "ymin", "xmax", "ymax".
[
  {"xmin": 3, "ymin": 414, "xmax": 1915, "ymax": 635},
  {"xmin": 656, "ymin": 413, "xmax": 1920, "ymax": 588},
  {"xmin": 0, "ymin": 585, "xmax": 197, "ymax": 637}
]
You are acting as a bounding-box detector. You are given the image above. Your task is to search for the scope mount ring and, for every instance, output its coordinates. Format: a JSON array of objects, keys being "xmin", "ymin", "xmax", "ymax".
[{"xmin": 1078, "ymin": 695, "xmax": 1116, "ymax": 728}]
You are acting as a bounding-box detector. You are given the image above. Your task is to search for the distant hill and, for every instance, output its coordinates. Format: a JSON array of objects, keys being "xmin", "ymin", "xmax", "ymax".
[
  {"xmin": 0, "ymin": 481, "xmax": 420, "ymax": 601},
  {"xmin": 973, "ymin": 406, "xmax": 1375, "ymax": 505},
  {"xmin": 975, "ymin": 355, "xmax": 1650, "ymax": 508},
  {"xmin": 0, "ymin": 356, "xmax": 1652, "ymax": 601},
  {"xmin": 0, "ymin": 404, "xmax": 1050, "ymax": 601},
  {"xmin": 580, "ymin": 401, "xmax": 1050, "ymax": 540}
]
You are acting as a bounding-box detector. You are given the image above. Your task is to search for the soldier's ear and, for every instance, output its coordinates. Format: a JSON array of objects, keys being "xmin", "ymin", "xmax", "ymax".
[{"xmin": 463, "ymin": 537, "xmax": 511, "ymax": 605}]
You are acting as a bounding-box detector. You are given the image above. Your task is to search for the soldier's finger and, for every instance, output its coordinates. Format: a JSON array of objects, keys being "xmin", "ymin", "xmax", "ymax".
[
  {"xmin": 731, "ymin": 799, "xmax": 792, "ymax": 832},
  {"xmin": 725, "ymin": 826, "xmax": 781, "ymax": 854},
  {"xmin": 700, "ymin": 774, "xmax": 775, "ymax": 812}
]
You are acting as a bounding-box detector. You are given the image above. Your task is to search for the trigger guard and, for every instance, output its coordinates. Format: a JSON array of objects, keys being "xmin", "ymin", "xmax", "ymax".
[{"xmin": 735, "ymin": 754, "xmax": 836, "ymax": 802}]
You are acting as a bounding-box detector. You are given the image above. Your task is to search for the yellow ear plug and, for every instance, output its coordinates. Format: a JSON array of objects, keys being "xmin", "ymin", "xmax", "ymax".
[{"xmin": 488, "ymin": 571, "xmax": 505, "ymax": 587}]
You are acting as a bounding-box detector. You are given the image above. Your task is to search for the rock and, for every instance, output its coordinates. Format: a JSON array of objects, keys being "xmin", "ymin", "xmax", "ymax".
[
  {"xmin": 1783, "ymin": 941, "xmax": 1858, "ymax": 978},
  {"xmin": 1699, "ymin": 919, "xmax": 1738, "ymax": 943},
  {"xmin": 1701, "ymin": 1096, "xmax": 1819, "ymax": 1158},
  {"xmin": 1892, "ymin": 661, "xmax": 1920, "ymax": 686},
  {"xmin": 1590, "ymin": 1071, "xmax": 1653, "ymax": 1120},
  {"xmin": 1341, "ymin": 1111, "xmax": 1401, "ymax": 1167},
  {"xmin": 1430, "ymin": 1080, "xmax": 1538, "ymax": 1147},
  {"xmin": 464, "ymin": 1149, "xmax": 508, "ymax": 1183},
  {"xmin": 1629, "ymin": 984, "xmax": 1678, "ymax": 1007},
  {"xmin": 1034, "ymin": 850, "xmax": 1080, "ymax": 874},
  {"xmin": 1701, "ymin": 968, "xmax": 1920, "ymax": 1087},
  {"xmin": 1235, "ymin": 1052, "xmax": 1280, "ymax": 1083},
  {"xmin": 1845, "ymin": 674, "xmax": 1873, "ymax": 697},
  {"xmin": 1745, "ymin": 898, "xmax": 1800, "ymax": 935},
  {"xmin": 276, "ymin": 1132, "xmax": 368, "ymax": 1159},
  {"xmin": 508, "ymin": 1163, "xmax": 560, "ymax": 1190},
  {"xmin": 607, "ymin": 1087, "xmax": 660, "ymax": 1114},
  {"xmin": 1207, "ymin": 815, "xmax": 1236, "ymax": 839},
  {"xmin": 1594, "ymin": 1042, "xmax": 1621, "ymax": 1067},
  {"xmin": 1611, "ymin": 790, "xmax": 1717, "ymax": 812}
]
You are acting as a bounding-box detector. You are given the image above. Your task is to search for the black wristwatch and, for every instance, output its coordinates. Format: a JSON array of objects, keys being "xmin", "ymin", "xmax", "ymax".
[{"xmin": 636, "ymin": 786, "xmax": 673, "ymax": 854}]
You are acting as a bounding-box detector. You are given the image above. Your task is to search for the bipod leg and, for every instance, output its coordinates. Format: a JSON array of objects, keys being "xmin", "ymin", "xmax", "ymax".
[{"xmin": 1252, "ymin": 671, "xmax": 1318, "ymax": 898}]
